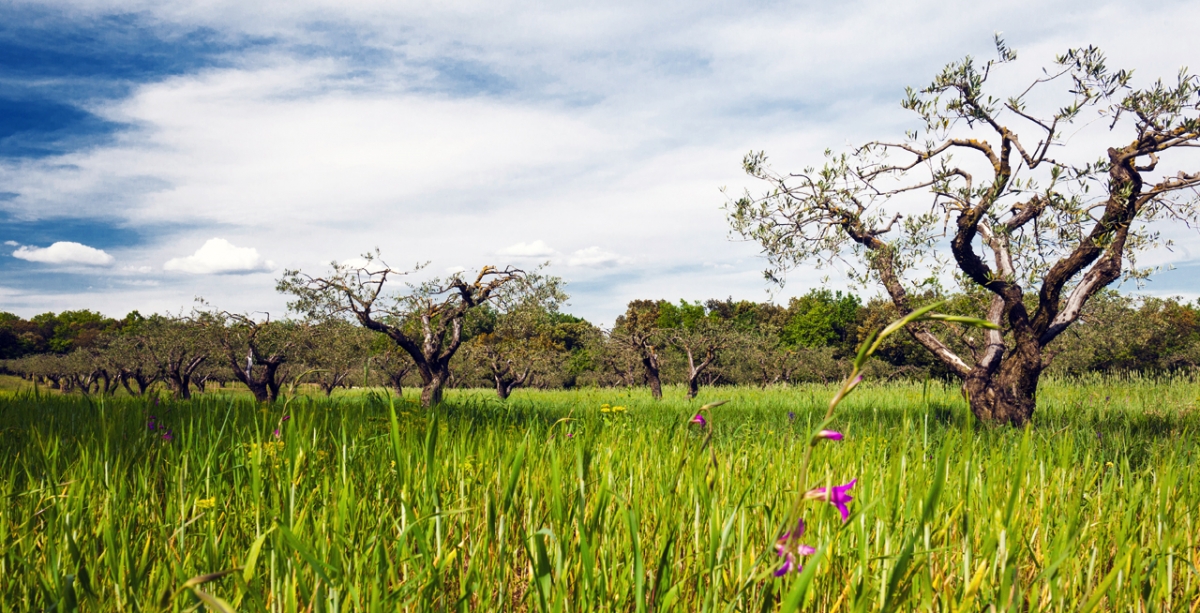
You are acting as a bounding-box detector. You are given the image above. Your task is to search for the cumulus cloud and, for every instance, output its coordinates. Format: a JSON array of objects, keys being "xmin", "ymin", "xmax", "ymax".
[
  {"xmin": 568, "ymin": 246, "xmax": 630, "ymax": 268},
  {"xmin": 163, "ymin": 238, "xmax": 275, "ymax": 274},
  {"xmin": 12, "ymin": 242, "xmax": 115, "ymax": 266},
  {"xmin": 498, "ymin": 240, "xmax": 556, "ymax": 258}
]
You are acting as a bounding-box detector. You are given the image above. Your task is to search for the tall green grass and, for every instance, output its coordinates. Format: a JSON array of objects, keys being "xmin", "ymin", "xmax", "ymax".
[{"xmin": 1, "ymin": 379, "xmax": 1197, "ymax": 611}]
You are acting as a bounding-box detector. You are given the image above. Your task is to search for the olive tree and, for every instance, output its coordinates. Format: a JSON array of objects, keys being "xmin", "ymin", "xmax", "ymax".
[
  {"xmin": 657, "ymin": 301, "xmax": 734, "ymax": 399},
  {"xmin": 463, "ymin": 272, "xmax": 569, "ymax": 400},
  {"xmin": 278, "ymin": 255, "xmax": 526, "ymax": 407},
  {"xmin": 611, "ymin": 300, "xmax": 666, "ymax": 399},
  {"xmin": 303, "ymin": 320, "xmax": 373, "ymax": 396},
  {"xmin": 729, "ymin": 40, "xmax": 1200, "ymax": 425},
  {"xmin": 205, "ymin": 311, "xmax": 305, "ymax": 403},
  {"xmin": 136, "ymin": 315, "xmax": 210, "ymax": 400}
]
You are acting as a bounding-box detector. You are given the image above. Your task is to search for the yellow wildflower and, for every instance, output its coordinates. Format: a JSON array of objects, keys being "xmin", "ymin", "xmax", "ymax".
[{"xmin": 196, "ymin": 497, "xmax": 217, "ymax": 510}]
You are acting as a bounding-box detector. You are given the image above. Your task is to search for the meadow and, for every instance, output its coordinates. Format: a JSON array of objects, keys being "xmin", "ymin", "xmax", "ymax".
[{"xmin": 1, "ymin": 377, "xmax": 1198, "ymax": 612}]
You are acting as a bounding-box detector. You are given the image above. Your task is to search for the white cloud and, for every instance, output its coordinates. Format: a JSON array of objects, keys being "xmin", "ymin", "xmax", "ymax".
[
  {"xmin": 445, "ymin": 265, "xmax": 467, "ymax": 275},
  {"xmin": 498, "ymin": 240, "xmax": 556, "ymax": 258},
  {"xmin": 163, "ymin": 238, "xmax": 275, "ymax": 274},
  {"xmin": 568, "ymin": 246, "xmax": 630, "ymax": 268},
  {"xmin": 12, "ymin": 242, "xmax": 115, "ymax": 266},
  {"xmin": 2, "ymin": 1, "xmax": 1199, "ymax": 323},
  {"xmin": 3, "ymin": 240, "xmax": 17, "ymax": 246}
]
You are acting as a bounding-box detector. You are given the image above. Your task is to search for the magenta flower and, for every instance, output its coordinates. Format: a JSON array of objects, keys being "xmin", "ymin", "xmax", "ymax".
[
  {"xmin": 282, "ymin": 415, "xmax": 291, "ymax": 422},
  {"xmin": 773, "ymin": 519, "xmax": 817, "ymax": 576},
  {"xmin": 273, "ymin": 428, "xmax": 281, "ymax": 439},
  {"xmin": 690, "ymin": 413, "xmax": 707, "ymax": 426},
  {"xmin": 804, "ymin": 478, "xmax": 857, "ymax": 522},
  {"xmin": 815, "ymin": 430, "xmax": 844, "ymax": 441},
  {"xmin": 161, "ymin": 429, "xmax": 174, "ymax": 442},
  {"xmin": 566, "ymin": 432, "xmax": 574, "ymax": 439}
]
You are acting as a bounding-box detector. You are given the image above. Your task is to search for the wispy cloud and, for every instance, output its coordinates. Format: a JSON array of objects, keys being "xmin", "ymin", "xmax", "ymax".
[{"xmin": 12, "ymin": 241, "xmax": 114, "ymax": 266}]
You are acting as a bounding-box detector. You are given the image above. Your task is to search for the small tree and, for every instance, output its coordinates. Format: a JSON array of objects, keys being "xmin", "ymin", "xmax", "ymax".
[
  {"xmin": 206, "ymin": 312, "xmax": 304, "ymax": 403},
  {"xmin": 658, "ymin": 301, "xmax": 733, "ymax": 399},
  {"xmin": 304, "ymin": 320, "xmax": 372, "ymax": 396},
  {"xmin": 729, "ymin": 39, "xmax": 1200, "ymax": 425},
  {"xmin": 370, "ymin": 337, "xmax": 415, "ymax": 398},
  {"xmin": 278, "ymin": 255, "xmax": 525, "ymax": 407},
  {"xmin": 465, "ymin": 273, "xmax": 569, "ymax": 400},
  {"xmin": 105, "ymin": 332, "xmax": 160, "ymax": 396},
  {"xmin": 611, "ymin": 300, "xmax": 666, "ymax": 399},
  {"xmin": 136, "ymin": 315, "xmax": 209, "ymax": 400}
]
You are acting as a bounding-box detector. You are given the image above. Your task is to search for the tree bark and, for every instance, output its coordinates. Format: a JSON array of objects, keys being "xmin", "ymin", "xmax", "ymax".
[
  {"xmin": 420, "ymin": 368, "xmax": 448, "ymax": 407},
  {"xmin": 964, "ymin": 353, "xmax": 1040, "ymax": 426},
  {"xmin": 642, "ymin": 353, "xmax": 662, "ymax": 400}
]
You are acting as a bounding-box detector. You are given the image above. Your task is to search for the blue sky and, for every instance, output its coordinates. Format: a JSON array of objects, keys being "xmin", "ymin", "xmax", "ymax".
[{"xmin": 1, "ymin": 0, "xmax": 1198, "ymax": 324}]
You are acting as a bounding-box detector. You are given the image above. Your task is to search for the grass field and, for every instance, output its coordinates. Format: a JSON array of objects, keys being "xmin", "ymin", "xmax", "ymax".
[{"xmin": 1, "ymin": 378, "xmax": 1198, "ymax": 612}]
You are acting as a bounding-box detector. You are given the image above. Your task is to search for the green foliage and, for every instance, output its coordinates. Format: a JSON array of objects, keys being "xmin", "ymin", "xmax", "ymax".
[
  {"xmin": 780, "ymin": 289, "xmax": 860, "ymax": 350},
  {"xmin": 1, "ymin": 380, "xmax": 1197, "ymax": 610},
  {"xmin": 656, "ymin": 300, "xmax": 707, "ymax": 330}
]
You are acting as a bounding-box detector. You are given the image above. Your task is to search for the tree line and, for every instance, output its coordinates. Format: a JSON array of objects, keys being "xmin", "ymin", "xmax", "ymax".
[{"xmin": 3, "ymin": 269, "xmax": 1197, "ymax": 406}]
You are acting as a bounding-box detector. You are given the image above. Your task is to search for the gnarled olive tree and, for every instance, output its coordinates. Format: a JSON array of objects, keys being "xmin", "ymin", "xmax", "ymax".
[
  {"xmin": 729, "ymin": 40, "xmax": 1200, "ymax": 425},
  {"xmin": 464, "ymin": 272, "xmax": 569, "ymax": 400},
  {"xmin": 278, "ymin": 255, "xmax": 525, "ymax": 407}
]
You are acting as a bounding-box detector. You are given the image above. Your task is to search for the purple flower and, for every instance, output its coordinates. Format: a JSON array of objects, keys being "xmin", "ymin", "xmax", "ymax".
[
  {"xmin": 161, "ymin": 430, "xmax": 174, "ymax": 442},
  {"xmin": 773, "ymin": 519, "xmax": 817, "ymax": 576},
  {"xmin": 787, "ymin": 411, "xmax": 796, "ymax": 422},
  {"xmin": 148, "ymin": 417, "xmax": 157, "ymax": 431},
  {"xmin": 815, "ymin": 430, "xmax": 844, "ymax": 441},
  {"xmin": 282, "ymin": 415, "xmax": 291, "ymax": 422},
  {"xmin": 690, "ymin": 413, "xmax": 707, "ymax": 426},
  {"xmin": 804, "ymin": 478, "xmax": 857, "ymax": 522}
]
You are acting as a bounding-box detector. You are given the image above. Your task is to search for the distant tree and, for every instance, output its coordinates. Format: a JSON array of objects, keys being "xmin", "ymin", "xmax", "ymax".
[
  {"xmin": 729, "ymin": 39, "xmax": 1200, "ymax": 425},
  {"xmin": 206, "ymin": 312, "xmax": 305, "ymax": 403},
  {"xmin": 589, "ymin": 333, "xmax": 641, "ymax": 388},
  {"xmin": 31, "ymin": 310, "xmax": 118, "ymax": 353},
  {"xmin": 1047, "ymin": 291, "xmax": 1200, "ymax": 375},
  {"xmin": 611, "ymin": 300, "xmax": 667, "ymax": 399},
  {"xmin": 278, "ymin": 255, "xmax": 526, "ymax": 407},
  {"xmin": 371, "ymin": 338, "xmax": 415, "ymax": 397},
  {"xmin": 782, "ymin": 289, "xmax": 862, "ymax": 351},
  {"xmin": 135, "ymin": 315, "xmax": 210, "ymax": 400},
  {"xmin": 548, "ymin": 312, "xmax": 602, "ymax": 389},
  {"xmin": 304, "ymin": 320, "xmax": 372, "ymax": 396},
  {"xmin": 657, "ymin": 301, "xmax": 734, "ymax": 399},
  {"xmin": 104, "ymin": 332, "xmax": 161, "ymax": 396},
  {"xmin": 463, "ymin": 273, "xmax": 569, "ymax": 399},
  {"xmin": 0, "ymin": 312, "xmax": 36, "ymax": 359}
]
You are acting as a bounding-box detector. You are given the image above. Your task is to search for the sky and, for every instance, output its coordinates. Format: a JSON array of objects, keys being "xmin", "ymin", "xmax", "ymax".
[{"xmin": 1, "ymin": 0, "xmax": 1198, "ymax": 326}]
